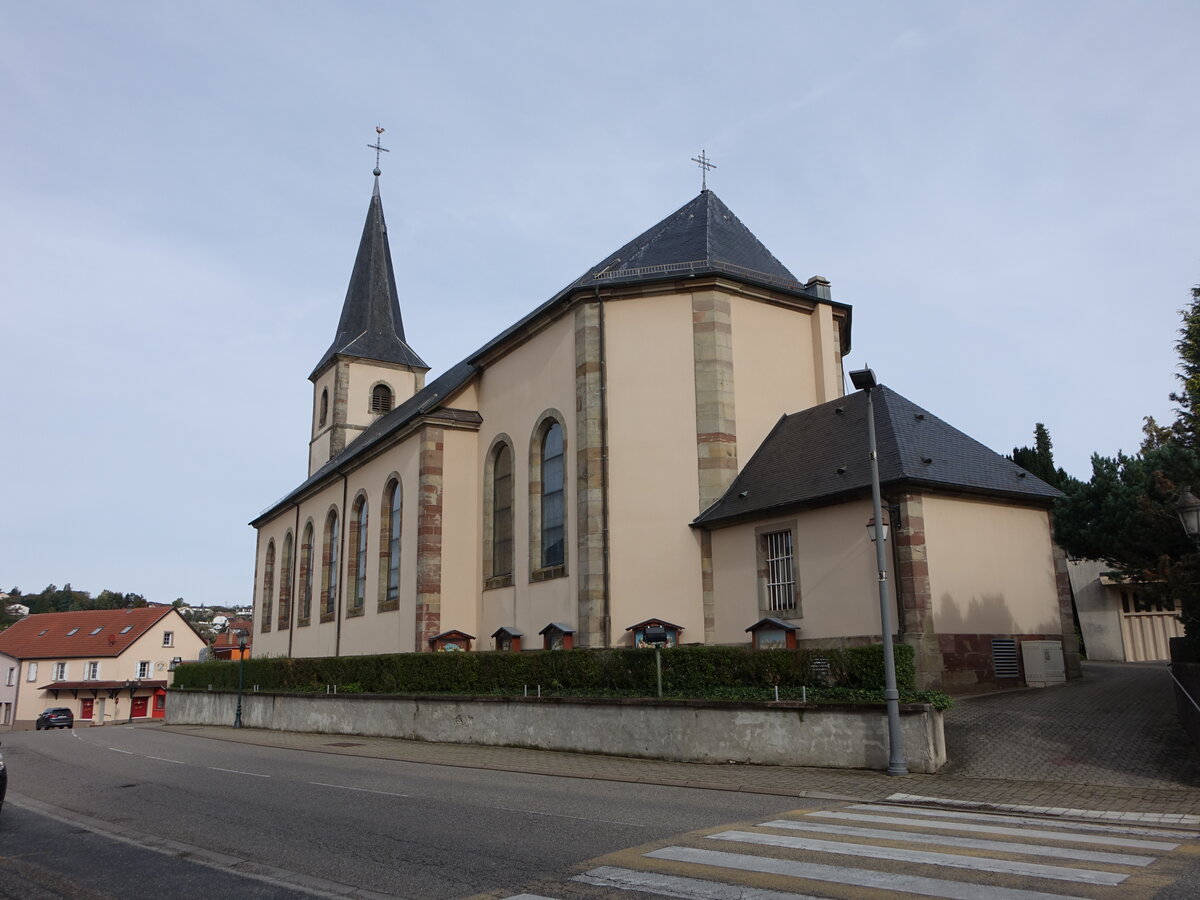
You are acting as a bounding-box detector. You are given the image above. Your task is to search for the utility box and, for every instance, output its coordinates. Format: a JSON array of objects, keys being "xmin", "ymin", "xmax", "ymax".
[{"xmin": 1021, "ymin": 640, "xmax": 1066, "ymax": 687}]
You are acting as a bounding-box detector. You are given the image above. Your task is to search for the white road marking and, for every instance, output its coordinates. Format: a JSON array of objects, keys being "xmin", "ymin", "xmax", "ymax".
[
  {"xmin": 709, "ymin": 829, "xmax": 1126, "ymax": 885},
  {"xmin": 146, "ymin": 756, "xmax": 185, "ymax": 764},
  {"xmin": 888, "ymin": 793, "xmax": 1200, "ymax": 827},
  {"xmin": 808, "ymin": 810, "xmax": 1179, "ymax": 850},
  {"xmin": 647, "ymin": 846, "xmax": 1091, "ymax": 900},
  {"xmin": 760, "ymin": 818, "xmax": 1155, "ymax": 866},
  {"xmin": 209, "ymin": 767, "xmax": 270, "ymax": 778},
  {"xmin": 576, "ymin": 864, "xmax": 826, "ymax": 898},
  {"xmin": 308, "ymin": 781, "xmax": 408, "ymax": 798},
  {"xmin": 857, "ymin": 803, "xmax": 1198, "ymax": 839},
  {"xmin": 109, "ymin": 748, "xmax": 134, "ymax": 754},
  {"xmin": 502, "ymin": 895, "xmax": 562, "ymax": 900}
]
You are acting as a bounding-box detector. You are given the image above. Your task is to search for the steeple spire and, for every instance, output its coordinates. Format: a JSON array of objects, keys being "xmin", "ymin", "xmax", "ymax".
[{"xmin": 310, "ymin": 167, "xmax": 427, "ymax": 380}]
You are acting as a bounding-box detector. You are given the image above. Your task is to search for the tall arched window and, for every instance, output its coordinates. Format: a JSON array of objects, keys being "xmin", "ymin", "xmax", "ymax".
[
  {"xmin": 299, "ymin": 522, "xmax": 314, "ymax": 625},
  {"xmin": 379, "ymin": 479, "xmax": 402, "ymax": 611},
  {"xmin": 278, "ymin": 531, "xmax": 294, "ymax": 630},
  {"xmin": 321, "ymin": 510, "xmax": 339, "ymax": 622},
  {"xmin": 348, "ymin": 495, "xmax": 368, "ymax": 616},
  {"xmin": 261, "ymin": 540, "xmax": 275, "ymax": 633},
  {"xmin": 490, "ymin": 442, "xmax": 513, "ymax": 582},
  {"xmin": 319, "ymin": 388, "xmax": 329, "ymax": 428},
  {"xmin": 540, "ymin": 422, "xmax": 565, "ymax": 569},
  {"xmin": 370, "ymin": 383, "xmax": 394, "ymax": 414}
]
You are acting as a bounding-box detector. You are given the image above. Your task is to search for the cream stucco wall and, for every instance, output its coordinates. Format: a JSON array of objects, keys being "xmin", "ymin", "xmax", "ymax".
[
  {"xmin": 709, "ymin": 500, "xmax": 893, "ymax": 645},
  {"xmin": 923, "ymin": 496, "xmax": 1061, "ymax": 636},
  {"xmin": 473, "ymin": 314, "xmax": 576, "ymax": 643},
  {"xmin": 605, "ymin": 292, "xmax": 705, "ymax": 642},
  {"xmin": 344, "ymin": 360, "xmax": 421, "ymax": 435},
  {"xmin": 333, "ymin": 439, "xmax": 423, "ymax": 656},
  {"xmin": 729, "ymin": 295, "xmax": 829, "ymax": 463}
]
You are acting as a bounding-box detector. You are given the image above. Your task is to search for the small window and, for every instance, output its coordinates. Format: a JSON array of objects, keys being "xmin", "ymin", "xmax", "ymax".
[
  {"xmin": 90, "ymin": 627, "xmax": 103, "ymax": 635},
  {"xmin": 26, "ymin": 662, "xmax": 38, "ymax": 682},
  {"xmin": 5, "ymin": 667, "xmax": 13, "ymax": 686},
  {"xmin": 120, "ymin": 625, "xmax": 133, "ymax": 634},
  {"xmin": 86, "ymin": 661, "xmax": 100, "ymax": 680},
  {"xmin": 137, "ymin": 661, "xmax": 150, "ymax": 679},
  {"xmin": 162, "ymin": 631, "xmax": 174, "ymax": 648},
  {"xmin": 319, "ymin": 388, "xmax": 329, "ymax": 427},
  {"xmin": 370, "ymin": 383, "xmax": 394, "ymax": 414},
  {"xmin": 66, "ymin": 628, "xmax": 79, "ymax": 636},
  {"xmin": 38, "ymin": 629, "xmax": 48, "ymax": 636},
  {"xmin": 54, "ymin": 662, "xmax": 67, "ymax": 680}
]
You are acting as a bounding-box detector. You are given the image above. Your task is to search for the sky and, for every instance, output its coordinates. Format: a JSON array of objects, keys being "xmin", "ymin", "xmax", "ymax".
[{"xmin": 2, "ymin": 1, "xmax": 1197, "ymax": 608}]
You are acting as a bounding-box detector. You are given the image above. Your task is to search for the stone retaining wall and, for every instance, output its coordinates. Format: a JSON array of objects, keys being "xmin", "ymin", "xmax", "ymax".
[{"xmin": 167, "ymin": 691, "xmax": 946, "ymax": 773}]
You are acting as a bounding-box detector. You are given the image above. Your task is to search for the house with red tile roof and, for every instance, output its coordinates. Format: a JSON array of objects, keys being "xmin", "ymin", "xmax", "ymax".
[{"xmin": 0, "ymin": 607, "xmax": 206, "ymax": 729}]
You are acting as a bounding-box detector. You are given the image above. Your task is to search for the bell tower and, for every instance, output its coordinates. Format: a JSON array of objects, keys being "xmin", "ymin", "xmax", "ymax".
[{"xmin": 308, "ymin": 131, "xmax": 428, "ymax": 475}]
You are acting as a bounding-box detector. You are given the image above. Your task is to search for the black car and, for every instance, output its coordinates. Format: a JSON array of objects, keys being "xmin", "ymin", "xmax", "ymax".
[{"xmin": 35, "ymin": 707, "xmax": 73, "ymax": 730}]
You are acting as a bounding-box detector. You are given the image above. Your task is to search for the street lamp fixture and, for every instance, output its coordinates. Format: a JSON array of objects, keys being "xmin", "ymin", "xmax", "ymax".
[
  {"xmin": 867, "ymin": 513, "xmax": 890, "ymax": 543},
  {"xmin": 1177, "ymin": 486, "xmax": 1200, "ymax": 548},
  {"xmin": 848, "ymin": 366, "xmax": 909, "ymax": 776},
  {"xmin": 233, "ymin": 631, "xmax": 247, "ymax": 729}
]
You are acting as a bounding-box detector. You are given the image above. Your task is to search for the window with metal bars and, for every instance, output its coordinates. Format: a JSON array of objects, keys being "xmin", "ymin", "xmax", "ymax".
[{"xmin": 762, "ymin": 530, "xmax": 796, "ymax": 612}]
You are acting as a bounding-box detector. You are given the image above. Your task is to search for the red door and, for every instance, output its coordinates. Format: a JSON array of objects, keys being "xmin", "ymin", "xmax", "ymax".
[
  {"xmin": 152, "ymin": 690, "xmax": 166, "ymax": 719},
  {"xmin": 131, "ymin": 696, "xmax": 149, "ymax": 718},
  {"xmin": 80, "ymin": 698, "xmax": 94, "ymax": 721}
]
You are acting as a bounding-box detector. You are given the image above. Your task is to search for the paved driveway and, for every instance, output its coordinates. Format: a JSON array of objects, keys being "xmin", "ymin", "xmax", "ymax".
[{"xmin": 942, "ymin": 659, "xmax": 1200, "ymax": 788}]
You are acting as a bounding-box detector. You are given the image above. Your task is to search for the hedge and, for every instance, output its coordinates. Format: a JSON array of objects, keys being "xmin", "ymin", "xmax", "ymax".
[{"xmin": 173, "ymin": 643, "xmax": 946, "ymax": 707}]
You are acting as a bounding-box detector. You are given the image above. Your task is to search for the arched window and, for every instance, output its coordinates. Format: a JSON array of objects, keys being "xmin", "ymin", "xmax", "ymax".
[
  {"xmin": 540, "ymin": 422, "xmax": 565, "ymax": 569},
  {"xmin": 321, "ymin": 510, "xmax": 339, "ymax": 622},
  {"xmin": 299, "ymin": 522, "xmax": 314, "ymax": 626},
  {"xmin": 378, "ymin": 479, "xmax": 402, "ymax": 611},
  {"xmin": 278, "ymin": 531, "xmax": 293, "ymax": 630},
  {"xmin": 487, "ymin": 442, "xmax": 514, "ymax": 584},
  {"xmin": 319, "ymin": 388, "xmax": 329, "ymax": 428},
  {"xmin": 348, "ymin": 495, "xmax": 368, "ymax": 616},
  {"xmin": 370, "ymin": 383, "xmax": 394, "ymax": 414},
  {"xmin": 261, "ymin": 540, "xmax": 275, "ymax": 633}
]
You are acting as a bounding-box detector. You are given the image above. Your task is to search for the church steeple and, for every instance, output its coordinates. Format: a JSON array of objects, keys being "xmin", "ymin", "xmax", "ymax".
[
  {"xmin": 309, "ymin": 174, "xmax": 427, "ymax": 379},
  {"xmin": 307, "ymin": 143, "xmax": 429, "ymax": 476}
]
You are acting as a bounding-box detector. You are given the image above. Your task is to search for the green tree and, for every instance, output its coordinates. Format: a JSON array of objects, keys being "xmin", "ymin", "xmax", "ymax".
[
  {"xmin": 1054, "ymin": 285, "xmax": 1200, "ymax": 648},
  {"xmin": 1010, "ymin": 423, "xmax": 1072, "ymax": 490}
]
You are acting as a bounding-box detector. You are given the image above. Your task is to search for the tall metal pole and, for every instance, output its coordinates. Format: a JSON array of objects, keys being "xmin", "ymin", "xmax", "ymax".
[
  {"xmin": 234, "ymin": 636, "xmax": 246, "ymax": 729},
  {"xmin": 864, "ymin": 384, "xmax": 909, "ymax": 776}
]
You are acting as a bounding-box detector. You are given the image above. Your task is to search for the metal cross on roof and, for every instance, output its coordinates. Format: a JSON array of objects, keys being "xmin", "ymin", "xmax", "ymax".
[
  {"xmin": 691, "ymin": 149, "xmax": 716, "ymax": 191},
  {"xmin": 368, "ymin": 125, "xmax": 389, "ymax": 175}
]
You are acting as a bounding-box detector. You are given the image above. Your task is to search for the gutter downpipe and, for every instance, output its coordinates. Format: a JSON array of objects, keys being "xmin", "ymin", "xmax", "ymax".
[
  {"xmin": 335, "ymin": 473, "xmax": 348, "ymax": 657},
  {"xmin": 287, "ymin": 502, "xmax": 300, "ymax": 658},
  {"xmin": 595, "ymin": 287, "xmax": 612, "ymax": 646}
]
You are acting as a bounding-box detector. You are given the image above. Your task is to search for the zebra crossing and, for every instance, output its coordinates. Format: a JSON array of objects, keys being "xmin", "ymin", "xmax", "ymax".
[{"xmin": 504, "ymin": 802, "xmax": 1200, "ymax": 899}]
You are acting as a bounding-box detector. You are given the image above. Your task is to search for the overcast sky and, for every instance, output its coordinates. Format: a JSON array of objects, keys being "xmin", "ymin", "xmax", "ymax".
[{"xmin": 2, "ymin": 1, "xmax": 1196, "ymax": 608}]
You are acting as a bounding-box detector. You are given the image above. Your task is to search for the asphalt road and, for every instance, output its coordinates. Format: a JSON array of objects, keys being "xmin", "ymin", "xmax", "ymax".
[{"xmin": 0, "ymin": 724, "xmax": 799, "ymax": 898}]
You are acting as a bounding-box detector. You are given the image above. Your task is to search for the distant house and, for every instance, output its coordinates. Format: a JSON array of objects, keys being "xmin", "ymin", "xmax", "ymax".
[
  {"xmin": 5, "ymin": 604, "xmax": 29, "ymax": 619},
  {"xmin": 0, "ymin": 607, "xmax": 207, "ymax": 729},
  {"xmin": 210, "ymin": 617, "xmax": 254, "ymax": 660}
]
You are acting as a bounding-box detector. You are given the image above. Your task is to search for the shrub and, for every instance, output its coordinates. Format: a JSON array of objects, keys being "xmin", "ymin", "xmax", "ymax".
[{"xmin": 173, "ymin": 643, "xmax": 939, "ymax": 707}]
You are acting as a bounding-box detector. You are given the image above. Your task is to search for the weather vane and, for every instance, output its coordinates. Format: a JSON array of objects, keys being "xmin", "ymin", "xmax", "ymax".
[
  {"xmin": 691, "ymin": 149, "xmax": 716, "ymax": 191},
  {"xmin": 368, "ymin": 125, "xmax": 389, "ymax": 176}
]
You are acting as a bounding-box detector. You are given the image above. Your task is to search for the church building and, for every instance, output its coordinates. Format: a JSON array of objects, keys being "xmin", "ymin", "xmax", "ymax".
[{"xmin": 249, "ymin": 161, "xmax": 1077, "ymax": 692}]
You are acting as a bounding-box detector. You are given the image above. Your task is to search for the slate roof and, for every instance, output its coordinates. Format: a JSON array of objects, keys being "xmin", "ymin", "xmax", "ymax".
[
  {"xmin": 256, "ymin": 190, "xmax": 848, "ymax": 524},
  {"xmin": 573, "ymin": 190, "xmax": 806, "ymax": 293},
  {"xmin": 694, "ymin": 386, "xmax": 1063, "ymax": 528},
  {"xmin": 0, "ymin": 607, "xmax": 176, "ymax": 660},
  {"xmin": 310, "ymin": 177, "xmax": 428, "ymax": 379}
]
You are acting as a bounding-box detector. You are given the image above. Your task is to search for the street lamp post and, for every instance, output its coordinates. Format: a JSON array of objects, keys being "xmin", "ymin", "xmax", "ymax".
[
  {"xmin": 849, "ymin": 366, "xmax": 908, "ymax": 776},
  {"xmin": 125, "ymin": 679, "xmax": 140, "ymax": 724},
  {"xmin": 1177, "ymin": 486, "xmax": 1200, "ymax": 548},
  {"xmin": 233, "ymin": 632, "xmax": 247, "ymax": 729}
]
